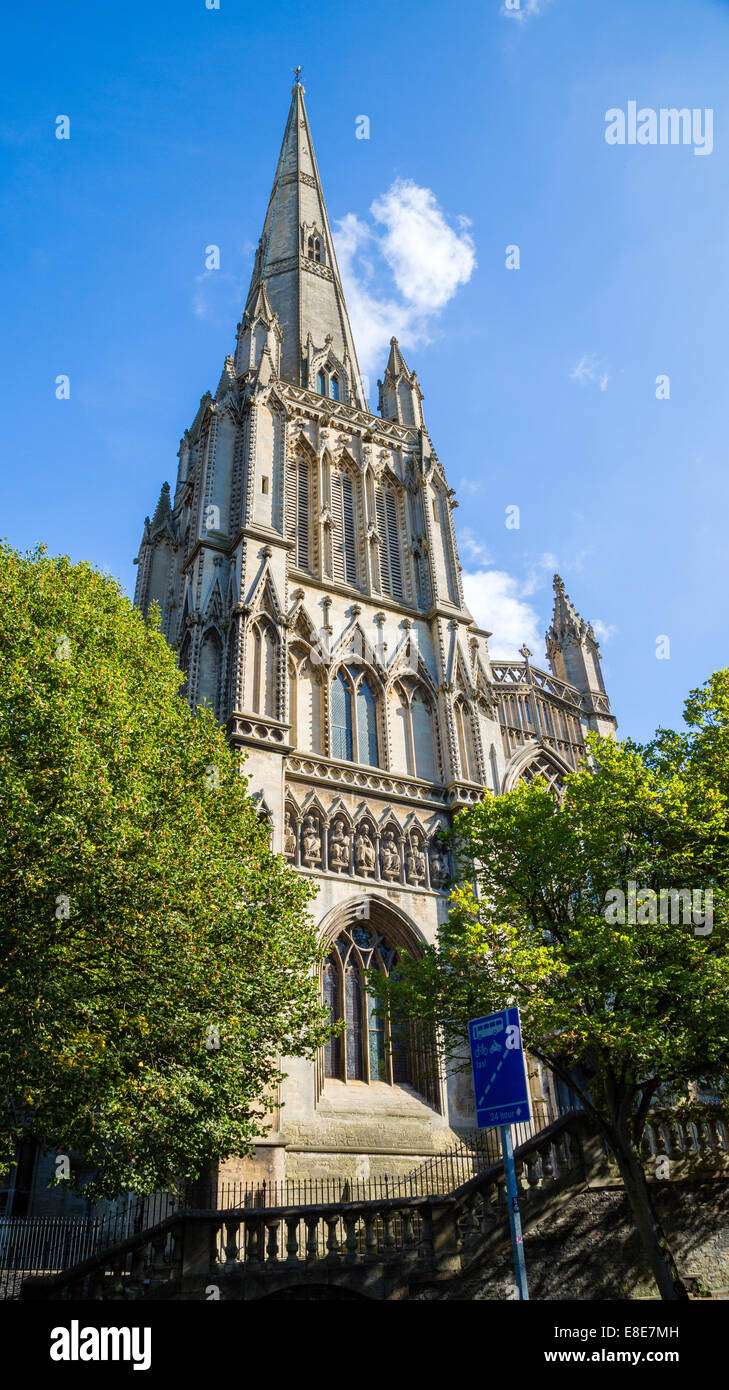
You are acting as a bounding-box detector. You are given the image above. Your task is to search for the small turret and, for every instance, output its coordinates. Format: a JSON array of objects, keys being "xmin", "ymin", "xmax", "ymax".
[
  {"xmin": 234, "ymin": 281, "xmax": 282, "ymax": 379},
  {"xmin": 378, "ymin": 338, "xmax": 424, "ymax": 427},
  {"xmin": 133, "ymin": 482, "xmax": 176, "ymax": 624},
  {"xmin": 545, "ymin": 575, "xmax": 616, "ymax": 736},
  {"xmin": 150, "ymin": 481, "xmax": 172, "ymax": 535}
]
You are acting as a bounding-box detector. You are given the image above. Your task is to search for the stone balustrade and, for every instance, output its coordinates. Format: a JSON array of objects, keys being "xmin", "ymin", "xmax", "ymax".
[{"xmin": 20, "ymin": 1108, "xmax": 729, "ymax": 1301}]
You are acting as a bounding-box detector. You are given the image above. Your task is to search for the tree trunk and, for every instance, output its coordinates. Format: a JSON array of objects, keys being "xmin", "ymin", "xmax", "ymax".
[{"xmin": 611, "ymin": 1129, "xmax": 689, "ymax": 1300}]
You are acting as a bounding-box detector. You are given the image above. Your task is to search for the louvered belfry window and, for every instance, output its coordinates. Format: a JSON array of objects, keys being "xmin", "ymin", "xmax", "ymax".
[
  {"xmin": 286, "ymin": 456, "xmax": 310, "ymax": 571},
  {"xmin": 376, "ymin": 483, "xmax": 404, "ymax": 600},
  {"xmin": 332, "ymin": 467, "xmax": 357, "ymax": 586}
]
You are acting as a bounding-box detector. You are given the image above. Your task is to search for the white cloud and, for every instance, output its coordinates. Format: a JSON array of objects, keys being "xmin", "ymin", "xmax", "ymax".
[
  {"xmin": 522, "ymin": 552, "xmax": 558, "ymax": 597},
  {"xmin": 458, "ymin": 527, "xmax": 493, "ymax": 567},
  {"xmin": 592, "ymin": 619, "xmax": 617, "ymax": 645},
  {"xmin": 333, "ymin": 179, "xmax": 476, "ymax": 377},
  {"xmin": 457, "ymin": 477, "xmax": 483, "ymax": 497},
  {"xmin": 501, "ymin": 0, "xmax": 551, "ymax": 21},
  {"xmin": 569, "ymin": 354, "xmax": 610, "ymax": 391},
  {"xmin": 462, "ymin": 568, "xmax": 543, "ymax": 658}
]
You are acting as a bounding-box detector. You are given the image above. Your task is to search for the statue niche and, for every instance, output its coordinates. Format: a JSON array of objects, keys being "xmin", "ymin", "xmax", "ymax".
[
  {"xmin": 354, "ymin": 824, "xmax": 376, "ymax": 877},
  {"xmin": 329, "ymin": 818, "xmax": 350, "ymax": 874},
  {"xmin": 405, "ymin": 831, "xmax": 426, "ymax": 887},
  {"xmin": 429, "ymin": 839, "xmax": 449, "ymax": 890},
  {"xmin": 302, "ymin": 814, "xmax": 322, "ymax": 867},
  {"xmin": 380, "ymin": 828, "xmax": 401, "ymax": 882},
  {"xmin": 284, "ymin": 810, "xmax": 297, "ymax": 859}
]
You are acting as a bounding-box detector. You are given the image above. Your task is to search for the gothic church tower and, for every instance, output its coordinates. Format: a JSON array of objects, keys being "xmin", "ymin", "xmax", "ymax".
[{"xmin": 134, "ymin": 81, "xmax": 616, "ymax": 1181}]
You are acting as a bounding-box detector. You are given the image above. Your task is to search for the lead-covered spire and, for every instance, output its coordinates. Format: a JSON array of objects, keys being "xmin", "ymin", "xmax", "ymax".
[{"xmin": 242, "ymin": 80, "xmax": 366, "ymax": 408}]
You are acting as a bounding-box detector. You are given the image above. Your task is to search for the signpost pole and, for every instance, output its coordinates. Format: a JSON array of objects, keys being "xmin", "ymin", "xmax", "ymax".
[{"xmin": 500, "ymin": 1124, "xmax": 529, "ymax": 1300}]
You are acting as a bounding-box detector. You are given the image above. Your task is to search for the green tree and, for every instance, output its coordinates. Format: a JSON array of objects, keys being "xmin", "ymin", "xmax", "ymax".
[
  {"xmin": 375, "ymin": 711, "xmax": 729, "ymax": 1300},
  {"xmin": 0, "ymin": 544, "xmax": 330, "ymax": 1200}
]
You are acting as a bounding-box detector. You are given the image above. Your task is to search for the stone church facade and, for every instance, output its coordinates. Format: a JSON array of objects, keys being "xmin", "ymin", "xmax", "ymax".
[{"xmin": 133, "ymin": 81, "xmax": 616, "ymax": 1184}]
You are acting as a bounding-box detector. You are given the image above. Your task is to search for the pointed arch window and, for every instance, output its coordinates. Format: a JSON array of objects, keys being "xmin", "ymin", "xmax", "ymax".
[
  {"xmin": 323, "ymin": 958, "xmax": 341, "ymax": 1078},
  {"xmin": 314, "ymin": 363, "xmax": 344, "ymax": 402},
  {"xmin": 320, "ymin": 922, "xmax": 438, "ymax": 1102},
  {"xmin": 375, "ymin": 483, "xmax": 404, "ymax": 601},
  {"xmin": 330, "ymin": 665, "xmax": 380, "ymax": 768},
  {"xmin": 331, "ymin": 467, "xmax": 358, "ymax": 586},
  {"xmin": 519, "ymin": 753, "xmax": 566, "ymax": 798},
  {"xmin": 344, "ymin": 960, "xmax": 364, "ymax": 1079},
  {"xmin": 331, "ymin": 668, "xmax": 354, "ymax": 761},
  {"xmin": 356, "ymin": 677, "xmax": 379, "ymax": 767},
  {"xmin": 285, "ymin": 454, "xmax": 311, "ymax": 571}
]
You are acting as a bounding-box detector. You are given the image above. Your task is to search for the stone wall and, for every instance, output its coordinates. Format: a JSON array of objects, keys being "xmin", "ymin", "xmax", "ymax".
[{"xmin": 411, "ymin": 1182, "xmax": 729, "ymax": 1300}]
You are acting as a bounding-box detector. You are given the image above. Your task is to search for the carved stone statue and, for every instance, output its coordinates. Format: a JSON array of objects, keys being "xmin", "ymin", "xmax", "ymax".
[
  {"xmin": 283, "ymin": 811, "xmax": 297, "ymax": 859},
  {"xmin": 429, "ymin": 841, "xmax": 449, "ymax": 889},
  {"xmin": 302, "ymin": 815, "xmax": 321, "ymax": 866},
  {"xmin": 354, "ymin": 825, "xmax": 376, "ymax": 877},
  {"xmin": 329, "ymin": 818, "xmax": 350, "ymax": 873},
  {"xmin": 381, "ymin": 829, "xmax": 401, "ymax": 881},
  {"xmin": 406, "ymin": 833, "xmax": 426, "ymax": 886}
]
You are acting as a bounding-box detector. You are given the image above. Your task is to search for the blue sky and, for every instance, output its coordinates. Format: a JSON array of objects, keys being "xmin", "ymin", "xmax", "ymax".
[{"xmin": 1, "ymin": 0, "xmax": 727, "ymax": 742}]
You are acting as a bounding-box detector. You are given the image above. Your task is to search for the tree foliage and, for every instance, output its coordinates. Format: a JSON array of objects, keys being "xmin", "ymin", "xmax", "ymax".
[
  {"xmin": 0, "ymin": 544, "xmax": 329, "ymax": 1199},
  {"xmin": 376, "ymin": 687, "xmax": 729, "ymax": 1299}
]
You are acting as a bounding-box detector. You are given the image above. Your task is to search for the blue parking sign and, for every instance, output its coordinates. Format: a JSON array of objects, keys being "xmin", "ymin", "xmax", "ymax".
[{"xmin": 468, "ymin": 1007, "xmax": 531, "ymax": 1129}]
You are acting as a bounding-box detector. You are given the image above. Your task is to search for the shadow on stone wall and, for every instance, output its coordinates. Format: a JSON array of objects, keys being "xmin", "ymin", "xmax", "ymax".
[{"xmin": 411, "ymin": 1183, "xmax": 729, "ymax": 1300}]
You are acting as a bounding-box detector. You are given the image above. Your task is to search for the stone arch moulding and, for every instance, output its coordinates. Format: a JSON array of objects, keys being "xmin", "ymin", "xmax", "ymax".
[
  {"xmin": 317, "ymin": 893, "xmax": 428, "ymax": 955},
  {"xmin": 502, "ymin": 743, "xmax": 574, "ymax": 794}
]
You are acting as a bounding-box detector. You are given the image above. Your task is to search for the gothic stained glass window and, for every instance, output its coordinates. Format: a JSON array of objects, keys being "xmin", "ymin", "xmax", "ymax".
[
  {"xmin": 323, "ymin": 956, "xmax": 341, "ymax": 1079},
  {"xmin": 316, "ymin": 369, "xmax": 326, "ymax": 395},
  {"xmin": 356, "ymin": 677, "xmax": 379, "ymax": 767},
  {"xmin": 329, "ymin": 374, "xmax": 339, "ymax": 400},
  {"xmin": 331, "ymin": 669, "xmax": 353, "ymax": 761},
  {"xmin": 318, "ymin": 924, "xmax": 441, "ymax": 1104},
  {"xmin": 367, "ymin": 989, "xmax": 386, "ymax": 1082},
  {"xmin": 345, "ymin": 961, "xmax": 364, "ymax": 1080}
]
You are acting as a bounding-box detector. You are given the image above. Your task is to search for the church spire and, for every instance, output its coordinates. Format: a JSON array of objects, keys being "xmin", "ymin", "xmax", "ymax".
[{"xmin": 242, "ymin": 80, "xmax": 366, "ymax": 408}]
